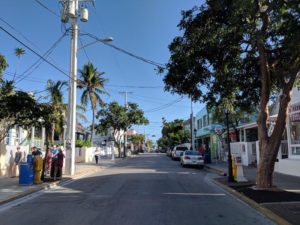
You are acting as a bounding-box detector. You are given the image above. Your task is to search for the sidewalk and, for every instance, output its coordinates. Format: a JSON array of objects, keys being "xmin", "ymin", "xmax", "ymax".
[
  {"xmin": 205, "ymin": 161, "xmax": 300, "ymax": 225},
  {"xmin": 0, "ymin": 156, "xmax": 123, "ymax": 205}
]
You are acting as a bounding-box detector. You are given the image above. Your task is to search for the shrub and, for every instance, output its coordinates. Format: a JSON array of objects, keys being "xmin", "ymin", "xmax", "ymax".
[{"xmin": 75, "ymin": 140, "xmax": 92, "ymax": 148}]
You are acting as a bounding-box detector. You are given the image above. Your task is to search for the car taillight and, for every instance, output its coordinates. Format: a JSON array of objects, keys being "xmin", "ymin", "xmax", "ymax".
[{"xmin": 184, "ymin": 156, "xmax": 190, "ymax": 159}]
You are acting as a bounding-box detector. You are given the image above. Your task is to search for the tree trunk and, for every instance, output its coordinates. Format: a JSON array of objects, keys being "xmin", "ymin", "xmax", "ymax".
[
  {"xmin": 124, "ymin": 127, "xmax": 127, "ymax": 157},
  {"xmin": 51, "ymin": 122, "xmax": 55, "ymax": 143},
  {"xmin": 256, "ymin": 88, "xmax": 292, "ymax": 188},
  {"xmin": 90, "ymin": 105, "xmax": 95, "ymax": 144},
  {"xmin": 117, "ymin": 143, "xmax": 121, "ymax": 158}
]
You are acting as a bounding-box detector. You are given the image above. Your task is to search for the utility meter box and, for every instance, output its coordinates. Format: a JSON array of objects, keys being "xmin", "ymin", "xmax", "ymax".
[
  {"xmin": 235, "ymin": 156, "xmax": 242, "ymax": 165},
  {"xmin": 233, "ymin": 155, "xmax": 247, "ymax": 182}
]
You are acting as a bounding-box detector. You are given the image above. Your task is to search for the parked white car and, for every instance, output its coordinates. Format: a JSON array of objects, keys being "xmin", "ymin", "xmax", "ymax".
[
  {"xmin": 180, "ymin": 150, "xmax": 204, "ymax": 168},
  {"xmin": 172, "ymin": 146, "xmax": 189, "ymax": 160}
]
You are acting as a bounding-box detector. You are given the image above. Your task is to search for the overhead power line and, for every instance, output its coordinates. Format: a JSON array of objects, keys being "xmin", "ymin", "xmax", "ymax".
[
  {"xmin": 84, "ymin": 32, "xmax": 166, "ymax": 68},
  {"xmin": 79, "ymin": 37, "xmax": 91, "ymax": 62},
  {"xmin": 0, "ymin": 17, "xmax": 69, "ymax": 83},
  {"xmin": 16, "ymin": 30, "xmax": 69, "ymax": 84},
  {"xmin": 107, "ymin": 84, "xmax": 163, "ymax": 89},
  {"xmin": 144, "ymin": 97, "xmax": 183, "ymax": 113},
  {"xmin": 35, "ymin": 0, "xmax": 60, "ymax": 17},
  {"xmin": 0, "ymin": 17, "xmax": 40, "ymax": 50},
  {"xmin": 0, "ymin": 25, "xmax": 71, "ymax": 80}
]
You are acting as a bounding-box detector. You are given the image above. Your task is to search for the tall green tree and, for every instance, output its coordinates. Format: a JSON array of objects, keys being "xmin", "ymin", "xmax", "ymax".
[
  {"xmin": 96, "ymin": 101, "xmax": 149, "ymax": 157},
  {"xmin": 161, "ymin": 0, "xmax": 300, "ymax": 188},
  {"xmin": 130, "ymin": 134, "xmax": 145, "ymax": 151},
  {"xmin": 0, "ymin": 53, "xmax": 56, "ymax": 149},
  {"xmin": 78, "ymin": 62, "xmax": 108, "ymax": 143},
  {"xmin": 46, "ymin": 79, "xmax": 67, "ymax": 142},
  {"xmin": 159, "ymin": 118, "xmax": 190, "ymax": 150},
  {"xmin": 0, "ymin": 53, "xmax": 8, "ymax": 78},
  {"xmin": 13, "ymin": 47, "xmax": 25, "ymax": 81}
]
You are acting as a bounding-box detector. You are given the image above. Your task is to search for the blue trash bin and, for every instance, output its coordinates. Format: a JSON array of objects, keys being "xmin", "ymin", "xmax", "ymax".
[
  {"xmin": 19, "ymin": 162, "xmax": 33, "ymax": 185},
  {"xmin": 27, "ymin": 154, "xmax": 33, "ymax": 164}
]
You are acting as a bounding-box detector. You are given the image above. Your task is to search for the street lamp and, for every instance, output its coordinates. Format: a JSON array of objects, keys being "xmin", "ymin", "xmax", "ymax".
[
  {"xmin": 78, "ymin": 37, "xmax": 113, "ymax": 49},
  {"xmin": 225, "ymin": 109, "xmax": 234, "ymax": 182}
]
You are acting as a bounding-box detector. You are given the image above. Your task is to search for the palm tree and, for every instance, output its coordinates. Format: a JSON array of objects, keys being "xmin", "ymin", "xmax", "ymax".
[
  {"xmin": 13, "ymin": 48, "xmax": 25, "ymax": 81},
  {"xmin": 46, "ymin": 79, "xmax": 67, "ymax": 142},
  {"xmin": 78, "ymin": 62, "xmax": 108, "ymax": 143}
]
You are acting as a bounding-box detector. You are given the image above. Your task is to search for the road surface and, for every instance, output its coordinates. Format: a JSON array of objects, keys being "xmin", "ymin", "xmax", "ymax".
[{"xmin": 0, "ymin": 153, "xmax": 274, "ymax": 225}]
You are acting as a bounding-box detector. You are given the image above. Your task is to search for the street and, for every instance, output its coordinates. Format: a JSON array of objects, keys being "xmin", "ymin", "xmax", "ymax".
[{"xmin": 0, "ymin": 154, "xmax": 274, "ymax": 225}]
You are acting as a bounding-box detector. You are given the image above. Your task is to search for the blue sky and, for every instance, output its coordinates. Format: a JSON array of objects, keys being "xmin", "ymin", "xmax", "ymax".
[{"xmin": 0, "ymin": 0, "xmax": 204, "ymax": 142}]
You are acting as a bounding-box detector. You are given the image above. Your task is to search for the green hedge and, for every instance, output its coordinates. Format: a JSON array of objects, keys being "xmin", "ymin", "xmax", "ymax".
[{"xmin": 75, "ymin": 140, "xmax": 92, "ymax": 148}]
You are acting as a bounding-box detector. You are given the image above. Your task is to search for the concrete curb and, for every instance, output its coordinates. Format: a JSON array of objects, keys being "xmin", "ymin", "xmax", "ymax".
[
  {"xmin": 205, "ymin": 165, "xmax": 292, "ymax": 225},
  {"xmin": 0, "ymin": 157, "xmax": 130, "ymax": 206},
  {"xmin": 204, "ymin": 164, "xmax": 227, "ymax": 176},
  {"xmin": 213, "ymin": 179, "xmax": 292, "ymax": 225},
  {"xmin": 0, "ymin": 180, "xmax": 62, "ymax": 206}
]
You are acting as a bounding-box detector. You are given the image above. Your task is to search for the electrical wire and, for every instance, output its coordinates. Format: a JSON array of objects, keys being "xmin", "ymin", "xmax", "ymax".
[
  {"xmin": 82, "ymin": 32, "xmax": 166, "ymax": 68},
  {"xmin": 0, "ymin": 16, "xmax": 69, "ymax": 82},
  {"xmin": 79, "ymin": 37, "xmax": 91, "ymax": 62},
  {"xmin": 0, "ymin": 17, "xmax": 40, "ymax": 50},
  {"xmin": 0, "ymin": 25, "xmax": 72, "ymax": 80},
  {"xmin": 15, "ymin": 30, "xmax": 69, "ymax": 84},
  {"xmin": 106, "ymin": 84, "xmax": 163, "ymax": 89},
  {"xmin": 35, "ymin": 0, "xmax": 60, "ymax": 17},
  {"xmin": 144, "ymin": 97, "xmax": 183, "ymax": 113},
  {"xmin": 4, "ymin": 71, "xmax": 48, "ymax": 83}
]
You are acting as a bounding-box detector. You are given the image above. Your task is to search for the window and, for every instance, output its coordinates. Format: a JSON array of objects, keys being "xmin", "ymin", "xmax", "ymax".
[
  {"xmin": 290, "ymin": 121, "xmax": 300, "ymax": 155},
  {"xmin": 185, "ymin": 151, "xmax": 200, "ymax": 155},
  {"xmin": 176, "ymin": 146, "xmax": 188, "ymax": 151},
  {"xmin": 203, "ymin": 115, "xmax": 207, "ymax": 127},
  {"xmin": 197, "ymin": 119, "xmax": 202, "ymax": 129}
]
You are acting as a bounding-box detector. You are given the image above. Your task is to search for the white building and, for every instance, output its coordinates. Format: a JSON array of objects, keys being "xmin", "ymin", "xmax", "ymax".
[{"xmin": 230, "ymin": 87, "xmax": 300, "ymax": 177}]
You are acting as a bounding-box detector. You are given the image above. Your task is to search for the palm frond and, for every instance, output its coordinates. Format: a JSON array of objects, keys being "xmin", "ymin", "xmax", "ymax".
[
  {"xmin": 81, "ymin": 89, "xmax": 89, "ymax": 106},
  {"xmin": 14, "ymin": 48, "xmax": 25, "ymax": 58},
  {"xmin": 76, "ymin": 112, "xmax": 89, "ymax": 123}
]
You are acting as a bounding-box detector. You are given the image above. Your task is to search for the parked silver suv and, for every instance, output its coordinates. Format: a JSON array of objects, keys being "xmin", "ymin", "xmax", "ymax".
[{"xmin": 171, "ymin": 146, "xmax": 189, "ymax": 160}]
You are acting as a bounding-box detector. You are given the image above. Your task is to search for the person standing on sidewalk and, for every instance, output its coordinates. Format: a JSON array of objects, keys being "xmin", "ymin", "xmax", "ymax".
[
  {"xmin": 54, "ymin": 149, "xmax": 65, "ymax": 181},
  {"xmin": 11, "ymin": 146, "xmax": 23, "ymax": 177},
  {"xmin": 198, "ymin": 144, "xmax": 205, "ymax": 156},
  {"xmin": 94, "ymin": 148, "xmax": 100, "ymax": 164},
  {"xmin": 50, "ymin": 145, "xmax": 58, "ymax": 178},
  {"xmin": 45, "ymin": 149, "xmax": 52, "ymax": 175},
  {"xmin": 33, "ymin": 147, "xmax": 43, "ymax": 184}
]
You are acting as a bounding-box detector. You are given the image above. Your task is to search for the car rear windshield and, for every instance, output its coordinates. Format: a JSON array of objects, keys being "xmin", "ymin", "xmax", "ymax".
[
  {"xmin": 176, "ymin": 147, "xmax": 188, "ymax": 151},
  {"xmin": 185, "ymin": 151, "xmax": 200, "ymax": 155}
]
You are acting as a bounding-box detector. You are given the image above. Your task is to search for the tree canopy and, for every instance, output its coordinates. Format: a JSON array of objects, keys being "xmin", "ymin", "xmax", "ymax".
[
  {"xmin": 78, "ymin": 62, "xmax": 108, "ymax": 142},
  {"xmin": 161, "ymin": 0, "xmax": 299, "ymax": 110},
  {"xmin": 161, "ymin": 0, "xmax": 300, "ymax": 188},
  {"xmin": 96, "ymin": 101, "xmax": 148, "ymax": 157},
  {"xmin": 0, "ymin": 53, "xmax": 56, "ymax": 143},
  {"xmin": 157, "ymin": 118, "xmax": 190, "ymax": 150}
]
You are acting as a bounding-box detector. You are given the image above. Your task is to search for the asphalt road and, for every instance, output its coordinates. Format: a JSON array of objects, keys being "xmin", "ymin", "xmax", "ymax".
[{"xmin": 0, "ymin": 153, "xmax": 274, "ymax": 225}]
